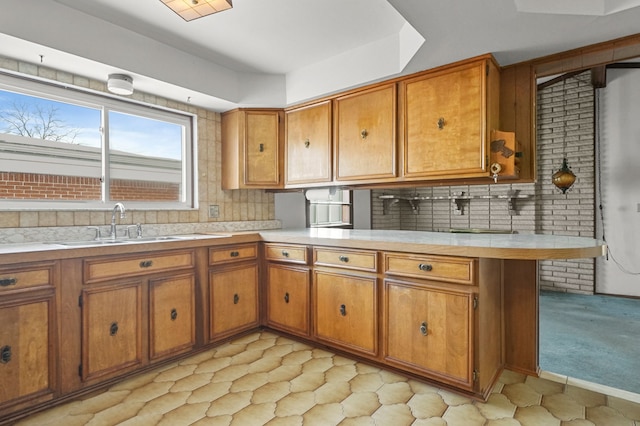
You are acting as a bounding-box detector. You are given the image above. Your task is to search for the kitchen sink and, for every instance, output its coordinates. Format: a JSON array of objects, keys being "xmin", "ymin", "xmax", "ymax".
[{"xmin": 45, "ymin": 234, "xmax": 230, "ymax": 247}]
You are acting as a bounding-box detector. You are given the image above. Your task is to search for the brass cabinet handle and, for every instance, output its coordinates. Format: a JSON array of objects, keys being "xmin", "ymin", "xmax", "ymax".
[
  {"xmin": 0, "ymin": 345, "xmax": 11, "ymax": 364},
  {"xmin": 110, "ymin": 322, "xmax": 119, "ymax": 336},
  {"xmin": 437, "ymin": 117, "xmax": 445, "ymax": 129},
  {"xmin": 338, "ymin": 255, "xmax": 349, "ymax": 263},
  {"xmin": 230, "ymin": 251, "xmax": 240, "ymax": 257},
  {"xmin": 360, "ymin": 129, "xmax": 368, "ymax": 139},
  {"xmin": 418, "ymin": 263, "xmax": 433, "ymax": 272},
  {"xmin": 139, "ymin": 260, "xmax": 153, "ymax": 268},
  {"xmin": 0, "ymin": 277, "xmax": 17, "ymax": 287},
  {"xmin": 420, "ymin": 321, "xmax": 428, "ymax": 336},
  {"xmin": 281, "ymin": 250, "xmax": 289, "ymax": 257},
  {"xmin": 284, "ymin": 292, "xmax": 290, "ymax": 303},
  {"xmin": 170, "ymin": 308, "xmax": 178, "ymax": 321},
  {"xmin": 233, "ymin": 293, "xmax": 240, "ymax": 304},
  {"xmin": 339, "ymin": 304, "xmax": 347, "ymax": 316},
  {"xmin": 304, "ymin": 139, "xmax": 310, "ymax": 148}
]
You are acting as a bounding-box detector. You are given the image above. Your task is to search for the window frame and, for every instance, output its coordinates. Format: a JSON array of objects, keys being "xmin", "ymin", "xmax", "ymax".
[{"xmin": 0, "ymin": 71, "xmax": 197, "ymax": 211}]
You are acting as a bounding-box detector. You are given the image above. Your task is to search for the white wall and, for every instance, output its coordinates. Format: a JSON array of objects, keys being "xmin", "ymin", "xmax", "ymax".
[{"xmin": 596, "ymin": 68, "xmax": 640, "ymax": 297}]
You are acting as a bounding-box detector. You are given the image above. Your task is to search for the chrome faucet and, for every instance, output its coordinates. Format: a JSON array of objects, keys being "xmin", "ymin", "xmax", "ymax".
[{"xmin": 110, "ymin": 202, "xmax": 126, "ymax": 239}]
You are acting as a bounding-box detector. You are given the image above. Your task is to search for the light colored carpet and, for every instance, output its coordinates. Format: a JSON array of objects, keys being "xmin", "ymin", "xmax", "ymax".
[{"xmin": 540, "ymin": 291, "xmax": 640, "ymax": 394}]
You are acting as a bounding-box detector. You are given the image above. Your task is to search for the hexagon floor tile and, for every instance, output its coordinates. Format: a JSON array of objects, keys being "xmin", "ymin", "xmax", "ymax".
[{"xmin": 14, "ymin": 332, "xmax": 640, "ymax": 426}]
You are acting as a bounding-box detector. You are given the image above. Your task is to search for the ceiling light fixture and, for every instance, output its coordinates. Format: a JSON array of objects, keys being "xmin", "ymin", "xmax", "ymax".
[
  {"xmin": 107, "ymin": 73, "xmax": 134, "ymax": 95},
  {"xmin": 161, "ymin": 0, "xmax": 233, "ymax": 22}
]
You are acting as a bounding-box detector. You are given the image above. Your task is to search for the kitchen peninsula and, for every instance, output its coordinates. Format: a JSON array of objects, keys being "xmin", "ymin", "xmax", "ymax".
[{"xmin": 0, "ymin": 229, "xmax": 606, "ymax": 421}]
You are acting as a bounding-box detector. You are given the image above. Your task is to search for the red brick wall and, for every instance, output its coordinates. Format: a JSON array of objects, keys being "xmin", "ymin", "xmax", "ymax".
[{"xmin": 0, "ymin": 172, "xmax": 179, "ymax": 201}]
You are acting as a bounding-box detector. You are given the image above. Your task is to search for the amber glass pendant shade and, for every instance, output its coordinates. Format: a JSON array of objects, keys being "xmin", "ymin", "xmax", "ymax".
[{"xmin": 552, "ymin": 158, "xmax": 576, "ymax": 194}]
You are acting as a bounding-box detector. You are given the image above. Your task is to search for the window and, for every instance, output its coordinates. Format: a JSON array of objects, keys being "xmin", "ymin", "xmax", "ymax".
[
  {"xmin": 0, "ymin": 73, "xmax": 195, "ymax": 210},
  {"xmin": 306, "ymin": 188, "xmax": 353, "ymax": 228}
]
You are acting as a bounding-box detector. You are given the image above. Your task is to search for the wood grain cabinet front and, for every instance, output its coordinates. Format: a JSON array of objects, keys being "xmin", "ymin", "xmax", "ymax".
[
  {"xmin": 265, "ymin": 243, "xmax": 311, "ymax": 337},
  {"xmin": 222, "ymin": 108, "xmax": 284, "ymax": 189},
  {"xmin": 149, "ymin": 273, "xmax": 196, "ymax": 361},
  {"xmin": 334, "ymin": 83, "xmax": 397, "ymax": 184},
  {"xmin": 383, "ymin": 279, "xmax": 475, "ymax": 390},
  {"xmin": 399, "ymin": 55, "xmax": 500, "ymax": 181},
  {"xmin": 285, "ymin": 100, "xmax": 332, "ymax": 187},
  {"xmin": 0, "ymin": 262, "xmax": 57, "ymax": 417},
  {"xmin": 78, "ymin": 250, "xmax": 196, "ymax": 384},
  {"xmin": 312, "ymin": 247, "xmax": 378, "ymax": 357},
  {"xmin": 80, "ymin": 280, "xmax": 144, "ymax": 382},
  {"xmin": 208, "ymin": 244, "xmax": 260, "ymax": 341}
]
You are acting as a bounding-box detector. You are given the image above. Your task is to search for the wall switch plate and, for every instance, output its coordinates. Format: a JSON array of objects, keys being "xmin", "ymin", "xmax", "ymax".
[{"xmin": 209, "ymin": 205, "xmax": 219, "ymax": 218}]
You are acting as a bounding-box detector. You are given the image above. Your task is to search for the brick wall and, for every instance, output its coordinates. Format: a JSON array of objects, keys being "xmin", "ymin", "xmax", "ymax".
[
  {"xmin": 371, "ymin": 71, "xmax": 596, "ymax": 294},
  {"xmin": 0, "ymin": 172, "xmax": 179, "ymax": 201}
]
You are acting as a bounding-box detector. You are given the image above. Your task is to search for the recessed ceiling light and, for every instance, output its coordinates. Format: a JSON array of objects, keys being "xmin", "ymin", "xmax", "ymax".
[{"xmin": 161, "ymin": 0, "xmax": 233, "ymax": 22}]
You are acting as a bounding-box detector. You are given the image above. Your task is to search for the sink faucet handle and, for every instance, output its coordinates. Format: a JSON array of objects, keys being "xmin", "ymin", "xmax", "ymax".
[
  {"xmin": 127, "ymin": 224, "xmax": 143, "ymax": 239},
  {"xmin": 87, "ymin": 226, "xmax": 102, "ymax": 240}
]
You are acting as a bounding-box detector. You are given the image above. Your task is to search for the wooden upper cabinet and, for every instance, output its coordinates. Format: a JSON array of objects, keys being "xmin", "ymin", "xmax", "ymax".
[
  {"xmin": 399, "ymin": 56, "xmax": 500, "ymax": 180},
  {"xmin": 334, "ymin": 83, "xmax": 397, "ymax": 183},
  {"xmin": 221, "ymin": 109, "xmax": 284, "ymax": 189},
  {"xmin": 285, "ymin": 100, "xmax": 332, "ymax": 187}
]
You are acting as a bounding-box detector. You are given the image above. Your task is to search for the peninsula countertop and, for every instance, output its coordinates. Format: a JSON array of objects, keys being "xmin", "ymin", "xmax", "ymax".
[
  {"xmin": 258, "ymin": 228, "xmax": 607, "ymax": 260},
  {"xmin": 0, "ymin": 228, "xmax": 607, "ymax": 262}
]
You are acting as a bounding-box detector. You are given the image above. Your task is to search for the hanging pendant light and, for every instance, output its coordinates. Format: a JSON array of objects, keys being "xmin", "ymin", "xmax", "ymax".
[
  {"xmin": 552, "ymin": 75, "xmax": 577, "ymax": 194},
  {"xmin": 552, "ymin": 157, "xmax": 576, "ymax": 194}
]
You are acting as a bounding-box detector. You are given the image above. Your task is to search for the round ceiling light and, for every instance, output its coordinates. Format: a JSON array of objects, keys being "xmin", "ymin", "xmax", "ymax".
[{"xmin": 107, "ymin": 73, "xmax": 134, "ymax": 95}]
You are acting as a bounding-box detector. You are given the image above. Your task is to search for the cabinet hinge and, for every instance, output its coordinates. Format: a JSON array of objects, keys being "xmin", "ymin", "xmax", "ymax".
[
  {"xmin": 473, "ymin": 370, "xmax": 479, "ymax": 382},
  {"xmin": 473, "ymin": 296, "xmax": 478, "ymax": 309},
  {"xmin": 78, "ymin": 294, "xmax": 83, "ymax": 308},
  {"xmin": 78, "ymin": 364, "xmax": 83, "ymax": 377}
]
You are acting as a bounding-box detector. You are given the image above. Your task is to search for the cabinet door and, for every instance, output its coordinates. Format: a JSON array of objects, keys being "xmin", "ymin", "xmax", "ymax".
[
  {"xmin": 0, "ymin": 296, "xmax": 54, "ymax": 409},
  {"xmin": 401, "ymin": 60, "xmax": 490, "ymax": 179},
  {"xmin": 384, "ymin": 279, "xmax": 474, "ymax": 389},
  {"xmin": 266, "ymin": 263, "xmax": 310, "ymax": 336},
  {"xmin": 245, "ymin": 110, "xmax": 281, "ymax": 186},
  {"xmin": 222, "ymin": 109, "xmax": 283, "ymax": 189},
  {"xmin": 314, "ymin": 270, "xmax": 377, "ymax": 356},
  {"xmin": 334, "ymin": 84, "xmax": 397, "ymax": 182},
  {"xmin": 149, "ymin": 273, "xmax": 196, "ymax": 360},
  {"xmin": 209, "ymin": 263, "xmax": 259, "ymax": 340},
  {"xmin": 81, "ymin": 281, "xmax": 143, "ymax": 382},
  {"xmin": 285, "ymin": 100, "xmax": 332, "ymax": 186}
]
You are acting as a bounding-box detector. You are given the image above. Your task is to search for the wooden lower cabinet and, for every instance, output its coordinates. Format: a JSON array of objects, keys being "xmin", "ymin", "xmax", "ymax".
[
  {"xmin": 266, "ymin": 263, "xmax": 310, "ymax": 336},
  {"xmin": 313, "ymin": 269, "xmax": 378, "ymax": 357},
  {"xmin": 149, "ymin": 273, "xmax": 196, "ymax": 360},
  {"xmin": 0, "ymin": 261, "xmax": 57, "ymax": 417},
  {"xmin": 383, "ymin": 279, "xmax": 475, "ymax": 390},
  {"xmin": 0, "ymin": 295, "xmax": 56, "ymax": 412},
  {"xmin": 209, "ymin": 263, "xmax": 259, "ymax": 341},
  {"xmin": 81, "ymin": 281, "xmax": 144, "ymax": 382}
]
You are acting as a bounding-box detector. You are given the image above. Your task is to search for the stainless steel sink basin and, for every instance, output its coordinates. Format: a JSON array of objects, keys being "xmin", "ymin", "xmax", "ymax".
[
  {"xmin": 45, "ymin": 234, "xmax": 230, "ymax": 247},
  {"xmin": 46, "ymin": 239, "xmax": 129, "ymax": 247}
]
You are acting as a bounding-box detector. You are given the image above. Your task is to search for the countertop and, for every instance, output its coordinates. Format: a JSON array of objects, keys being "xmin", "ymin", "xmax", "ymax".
[
  {"xmin": 259, "ymin": 229, "xmax": 607, "ymax": 260},
  {"xmin": 0, "ymin": 228, "xmax": 607, "ymax": 262}
]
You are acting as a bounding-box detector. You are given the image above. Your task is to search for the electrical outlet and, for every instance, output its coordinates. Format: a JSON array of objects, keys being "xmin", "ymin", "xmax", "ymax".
[{"xmin": 209, "ymin": 205, "xmax": 219, "ymax": 218}]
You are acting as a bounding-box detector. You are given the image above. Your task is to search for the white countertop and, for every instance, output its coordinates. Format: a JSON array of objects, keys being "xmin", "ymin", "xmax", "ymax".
[
  {"xmin": 258, "ymin": 229, "xmax": 607, "ymax": 260},
  {"xmin": 0, "ymin": 228, "xmax": 607, "ymax": 261}
]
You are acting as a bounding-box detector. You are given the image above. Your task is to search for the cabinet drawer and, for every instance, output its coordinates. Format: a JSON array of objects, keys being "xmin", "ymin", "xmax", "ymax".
[
  {"xmin": 0, "ymin": 263, "xmax": 54, "ymax": 293},
  {"xmin": 383, "ymin": 253, "xmax": 475, "ymax": 285},
  {"xmin": 264, "ymin": 243, "xmax": 308, "ymax": 264},
  {"xmin": 209, "ymin": 243, "xmax": 258, "ymax": 265},
  {"xmin": 84, "ymin": 251, "xmax": 194, "ymax": 283},
  {"xmin": 314, "ymin": 247, "xmax": 377, "ymax": 272}
]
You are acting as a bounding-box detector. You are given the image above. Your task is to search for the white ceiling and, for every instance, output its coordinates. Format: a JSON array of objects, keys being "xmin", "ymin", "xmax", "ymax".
[{"xmin": 1, "ymin": 0, "xmax": 640, "ymax": 111}]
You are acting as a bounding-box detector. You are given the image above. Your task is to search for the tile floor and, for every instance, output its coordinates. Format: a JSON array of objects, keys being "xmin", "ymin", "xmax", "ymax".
[{"xmin": 14, "ymin": 332, "xmax": 640, "ymax": 426}]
